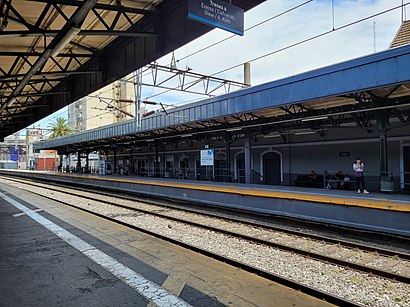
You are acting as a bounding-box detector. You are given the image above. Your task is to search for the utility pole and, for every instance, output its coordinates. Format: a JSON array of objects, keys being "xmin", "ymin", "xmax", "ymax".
[
  {"xmin": 244, "ymin": 62, "xmax": 251, "ymax": 86},
  {"xmin": 373, "ymin": 20, "xmax": 376, "ymax": 53},
  {"xmin": 134, "ymin": 69, "xmax": 142, "ymax": 127}
]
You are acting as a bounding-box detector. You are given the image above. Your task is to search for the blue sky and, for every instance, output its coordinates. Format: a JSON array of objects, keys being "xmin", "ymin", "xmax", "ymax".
[{"xmin": 19, "ymin": 0, "xmax": 409, "ymax": 136}]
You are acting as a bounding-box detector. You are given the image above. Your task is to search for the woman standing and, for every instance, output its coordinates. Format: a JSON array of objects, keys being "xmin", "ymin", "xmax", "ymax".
[{"xmin": 353, "ymin": 157, "xmax": 369, "ymax": 194}]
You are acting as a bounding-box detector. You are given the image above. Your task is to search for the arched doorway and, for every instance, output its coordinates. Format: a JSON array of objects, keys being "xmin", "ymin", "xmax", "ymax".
[
  {"xmin": 164, "ymin": 156, "xmax": 174, "ymax": 178},
  {"xmin": 236, "ymin": 152, "xmax": 245, "ymax": 183},
  {"xmin": 262, "ymin": 151, "xmax": 281, "ymax": 185}
]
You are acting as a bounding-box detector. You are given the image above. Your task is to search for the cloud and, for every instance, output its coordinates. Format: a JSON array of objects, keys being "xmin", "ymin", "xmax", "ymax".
[{"xmin": 143, "ymin": 0, "xmax": 405, "ymax": 104}]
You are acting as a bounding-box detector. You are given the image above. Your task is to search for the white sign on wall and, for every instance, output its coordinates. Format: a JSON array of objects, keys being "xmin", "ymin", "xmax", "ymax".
[{"xmin": 200, "ymin": 149, "xmax": 214, "ymax": 166}]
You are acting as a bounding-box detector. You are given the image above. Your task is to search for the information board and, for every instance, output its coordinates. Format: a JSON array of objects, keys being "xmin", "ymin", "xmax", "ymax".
[
  {"xmin": 188, "ymin": 0, "xmax": 244, "ymax": 36},
  {"xmin": 200, "ymin": 149, "xmax": 214, "ymax": 166}
]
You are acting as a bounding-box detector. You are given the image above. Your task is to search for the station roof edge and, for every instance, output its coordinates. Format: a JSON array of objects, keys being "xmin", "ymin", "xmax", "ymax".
[{"xmin": 33, "ymin": 43, "xmax": 410, "ymax": 150}]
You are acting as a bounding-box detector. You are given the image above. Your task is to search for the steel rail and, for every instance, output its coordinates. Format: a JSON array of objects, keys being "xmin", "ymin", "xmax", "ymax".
[
  {"xmin": 3, "ymin": 175, "xmax": 410, "ymax": 285},
  {"xmin": 2, "ymin": 177, "xmax": 358, "ymax": 307},
  {"xmin": 6, "ymin": 175, "xmax": 409, "ymax": 259}
]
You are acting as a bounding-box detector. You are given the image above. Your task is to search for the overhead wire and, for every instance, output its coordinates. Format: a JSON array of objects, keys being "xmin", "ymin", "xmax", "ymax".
[
  {"xmin": 212, "ymin": 2, "xmax": 410, "ymax": 76},
  {"xmin": 142, "ymin": 1, "xmax": 316, "ymax": 100},
  {"xmin": 146, "ymin": 1, "xmax": 409, "ymax": 100},
  {"xmin": 119, "ymin": 0, "xmax": 316, "ymax": 93},
  {"xmin": 35, "ymin": 108, "xmax": 68, "ymax": 126},
  {"xmin": 176, "ymin": 0, "xmax": 314, "ymax": 64},
  {"xmin": 74, "ymin": 0, "xmax": 316, "ymax": 105},
  {"xmin": 29, "ymin": 1, "xmax": 409, "ymax": 129}
]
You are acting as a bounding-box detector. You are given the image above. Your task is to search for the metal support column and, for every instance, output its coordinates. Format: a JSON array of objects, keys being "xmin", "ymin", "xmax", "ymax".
[
  {"xmin": 59, "ymin": 154, "xmax": 64, "ymax": 172},
  {"xmin": 379, "ymin": 129, "xmax": 388, "ymax": 178},
  {"xmin": 134, "ymin": 69, "xmax": 142, "ymax": 127},
  {"xmin": 85, "ymin": 151, "xmax": 89, "ymax": 173},
  {"xmin": 129, "ymin": 147, "xmax": 133, "ymax": 174},
  {"xmin": 162, "ymin": 151, "xmax": 166, "ymax": 178},
  {"xmin": 376, "ymin": 106, "xmax": 393, "ymax": 192},
  {"xmin": 376, "ymin": 109, "xmax": 389, "ymax": 179},
  {"xmin": 113, "ymin": 150, "xmax": 117, "ymax": 175},
  {"xmin": 77, "ymin": 151, "xmax": 81, "ymax": 172},
  {"xmin": 226, "ymin": 143, "xmax": 231, "ymax": 182},
  {"xmin": 154, "ymin": 146, "xmax": 159, "ymax": 177},
  {"xmin": 244, "ymin": 135, "xmax": 252, "ymax": 184},
  {"xmin": 244, "ymin": 62, "xmax": 251, "ymax": 86}
]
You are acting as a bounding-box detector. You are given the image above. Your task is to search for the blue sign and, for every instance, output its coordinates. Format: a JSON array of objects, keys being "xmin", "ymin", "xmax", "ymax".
[
  {"xmin": 8, "ymin": 146, "xmax": 23, "ymax": 161},
  {"xmin": 188, "ymin": 0, "xmax": 244, "ymax": 36},
  {"xmin": 200, "ymin": 149, "xmax": 214, "ymax": 166}
]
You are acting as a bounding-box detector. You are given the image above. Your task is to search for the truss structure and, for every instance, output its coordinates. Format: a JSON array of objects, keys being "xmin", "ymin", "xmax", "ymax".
[
  {"xmin": 141, "ymin": 63, "xmax": 250, "ymax": 98},
  {"xmin": 0, "ymin": 0, "xmax": 160, "ymax": 133}
]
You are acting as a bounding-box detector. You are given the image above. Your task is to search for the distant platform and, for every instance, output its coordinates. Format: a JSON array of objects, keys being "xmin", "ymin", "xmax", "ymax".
[{"xmin": 1, "ymin": 169, "xmax": 409, "ymax": 237}]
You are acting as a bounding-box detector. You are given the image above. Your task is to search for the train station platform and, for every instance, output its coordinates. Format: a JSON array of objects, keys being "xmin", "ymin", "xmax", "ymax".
[
  {"xmin": 1, "ymin": 169, "xmax": 409, "ymax": 237},
  {"xmin": 0, "ymin": 177, "xmax": 332, "ymax": 306}
]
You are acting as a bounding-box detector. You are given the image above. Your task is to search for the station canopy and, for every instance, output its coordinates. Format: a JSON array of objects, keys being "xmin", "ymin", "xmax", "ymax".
[{"xmin": 34, "ymin": 43, "xmax": 410, "ymax": 152}]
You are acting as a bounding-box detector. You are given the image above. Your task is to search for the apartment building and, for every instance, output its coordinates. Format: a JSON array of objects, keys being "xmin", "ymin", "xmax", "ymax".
[{"xmin": 68, "ymin": 79, "xmax": 139, "ymax": 132}]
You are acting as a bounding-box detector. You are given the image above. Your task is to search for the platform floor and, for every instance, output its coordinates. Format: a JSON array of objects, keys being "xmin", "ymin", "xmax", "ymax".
[
  {"xmin": 103, "ymin": 173, "xmax": 410, "ymax": 204},
  {"xmin": 1, "ymin": 169, "xmax": 410, "ymax": 236},
  {"xmin": 36, "ymin": 171, "xmax": 410, "ymax": 211},
  {"xmin": 4, "ymin": 170, "xmax": 410, "ymax": 207},
  {"xmin": 0, "ymin": 182, "xmax": 332, "ymax": 307}
]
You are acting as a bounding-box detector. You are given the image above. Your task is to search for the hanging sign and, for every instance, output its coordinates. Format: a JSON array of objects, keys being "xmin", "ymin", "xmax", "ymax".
[
  {"xmin": 200, "ymin": 149, "xmax": 214, "ymax": 166},
  {"xmin": 188, "ymin": 0, "xmax": 244, "ymax": 36}
]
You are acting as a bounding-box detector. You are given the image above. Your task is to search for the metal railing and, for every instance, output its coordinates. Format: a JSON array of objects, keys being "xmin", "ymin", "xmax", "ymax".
[
  {"xmin": 98, "ymin": 166, "xmax": 235, "ymax": 183},
  {"xmin": 252, "ymin": 169, "xmax": 264, "ymax": 184}
]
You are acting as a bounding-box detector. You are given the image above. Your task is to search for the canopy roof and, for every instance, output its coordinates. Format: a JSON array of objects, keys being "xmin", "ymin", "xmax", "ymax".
[
  {"xmin": 34, "ymin": 44, "xmax": 410, "ymax": 152},
  {"xmin": 0, "ymin": 0, "xmax": 263, "ymax": 140}
]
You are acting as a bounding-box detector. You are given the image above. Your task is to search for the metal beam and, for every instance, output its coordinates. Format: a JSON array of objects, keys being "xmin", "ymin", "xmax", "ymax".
[
  {"xmin": 0, "ymin": 30, "xmax": 158, "ymax": 37},
  {"xmin": 1, "ymin": 0, "xmax": 264, "ymax": 140},
  {"xmin": 4, "ymin": 78, "xmax": 66, "ymax": 85},
  {"xmin": 3, "ymin": 1, "xmax": 34, "ymax": 30},
  {"xmin": 0, "ymin": 51, "xmax": 92, "ymax": 57},
  {"xmin": 0, "ymin": 113, "xmax": 31, "ymax": 119},
  {"xmin": 0, "ymin": 30, "xmax": 54, "ymax": 37},
  {"xmin": 0, "ymin": 0, "xmax": 98, "ymax": 113},
  {"xmin": 142, "ymin": 63, "xmax": 248, "ymax": 97},
  {"xmin": 69, "ymin": 41, "xmax": 98, "ymax": 53},
  {"xmin": 15, "ymin": 91, "xmax": 68, "ymax": 98},
  {"xmin": 79, "ymin": 30, "xmax": 158, "ymax": 37},
  {"xmin": 28, "ymin": 0, "xmax": 156, "ymax": 15},
  {"xmin": 0, "ymin": 70, "xmax": 100, "ymax": 81},
  {"xmin": 34, "ymin": 2, "xmax": 51, "ymax": 30},
  {"xmin": 6, "ymin": 104, "xmax": 48, "ymax": 110}
]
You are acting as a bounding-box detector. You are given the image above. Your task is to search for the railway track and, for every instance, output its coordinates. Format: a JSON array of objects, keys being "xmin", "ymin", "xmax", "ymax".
[{"xmin": 2, "ymin": 175, "xmax": 410, "ymax": 306}]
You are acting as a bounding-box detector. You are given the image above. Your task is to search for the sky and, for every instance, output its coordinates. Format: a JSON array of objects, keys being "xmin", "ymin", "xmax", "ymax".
[{"xmin": 18, "ymin": 0, "xmax": 409, "ymax": 137}]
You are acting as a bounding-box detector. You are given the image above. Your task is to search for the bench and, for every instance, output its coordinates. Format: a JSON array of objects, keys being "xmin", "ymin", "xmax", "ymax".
[
  {"xmin": 294, "ymin": 174, "xmax": 324, "ymax": 188},
  {"xmin": 325, "ymin": 178, "xmax": 352, "ymax": 190}
]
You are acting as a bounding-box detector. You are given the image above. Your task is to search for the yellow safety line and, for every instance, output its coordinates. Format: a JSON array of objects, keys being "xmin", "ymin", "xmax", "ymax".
[{"xmin": 3, "ymin": 170, "xmax": 410, "ymax": 212}]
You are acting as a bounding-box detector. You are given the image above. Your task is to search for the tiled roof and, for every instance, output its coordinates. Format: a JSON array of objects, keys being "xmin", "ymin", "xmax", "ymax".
[{"xmin": 390, "ymin": 20, "xmax": 410, "ymax": 48}]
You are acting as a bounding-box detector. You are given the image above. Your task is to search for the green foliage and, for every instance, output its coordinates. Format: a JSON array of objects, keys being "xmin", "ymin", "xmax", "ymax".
[{"xmin": 48, "ymin": 117, "xmax": 72, "ymax": 139}]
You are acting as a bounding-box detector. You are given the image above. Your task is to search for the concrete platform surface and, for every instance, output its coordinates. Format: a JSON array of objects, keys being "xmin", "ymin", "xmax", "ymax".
[
  {"xmin": 1, "ymin": 170, "xmax": 409, "ymax": 236},
  {"xmin": 0, "ymin": 182, "xmax": 333, "ymax": 307},
  {"xmin": 4, "ymin": 170, "xmax": 410, "ymax": 211}
]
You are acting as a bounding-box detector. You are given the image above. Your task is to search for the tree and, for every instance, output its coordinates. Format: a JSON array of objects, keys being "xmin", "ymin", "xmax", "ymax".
[{"xmin": 48, "ymin": 117, "xmax": 72, "ymax": 139}]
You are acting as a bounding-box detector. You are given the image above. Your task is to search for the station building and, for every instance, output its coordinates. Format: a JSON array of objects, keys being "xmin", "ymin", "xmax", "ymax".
[{"xmin": 34, "ymin": 26, "xmax": 410, "ymax": 193}]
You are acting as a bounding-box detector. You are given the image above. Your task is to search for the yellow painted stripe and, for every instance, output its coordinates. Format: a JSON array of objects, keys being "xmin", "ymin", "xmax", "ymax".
[{"xmin": 2, "ymin": 170, "xmax": 410, "ymax": 212}]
